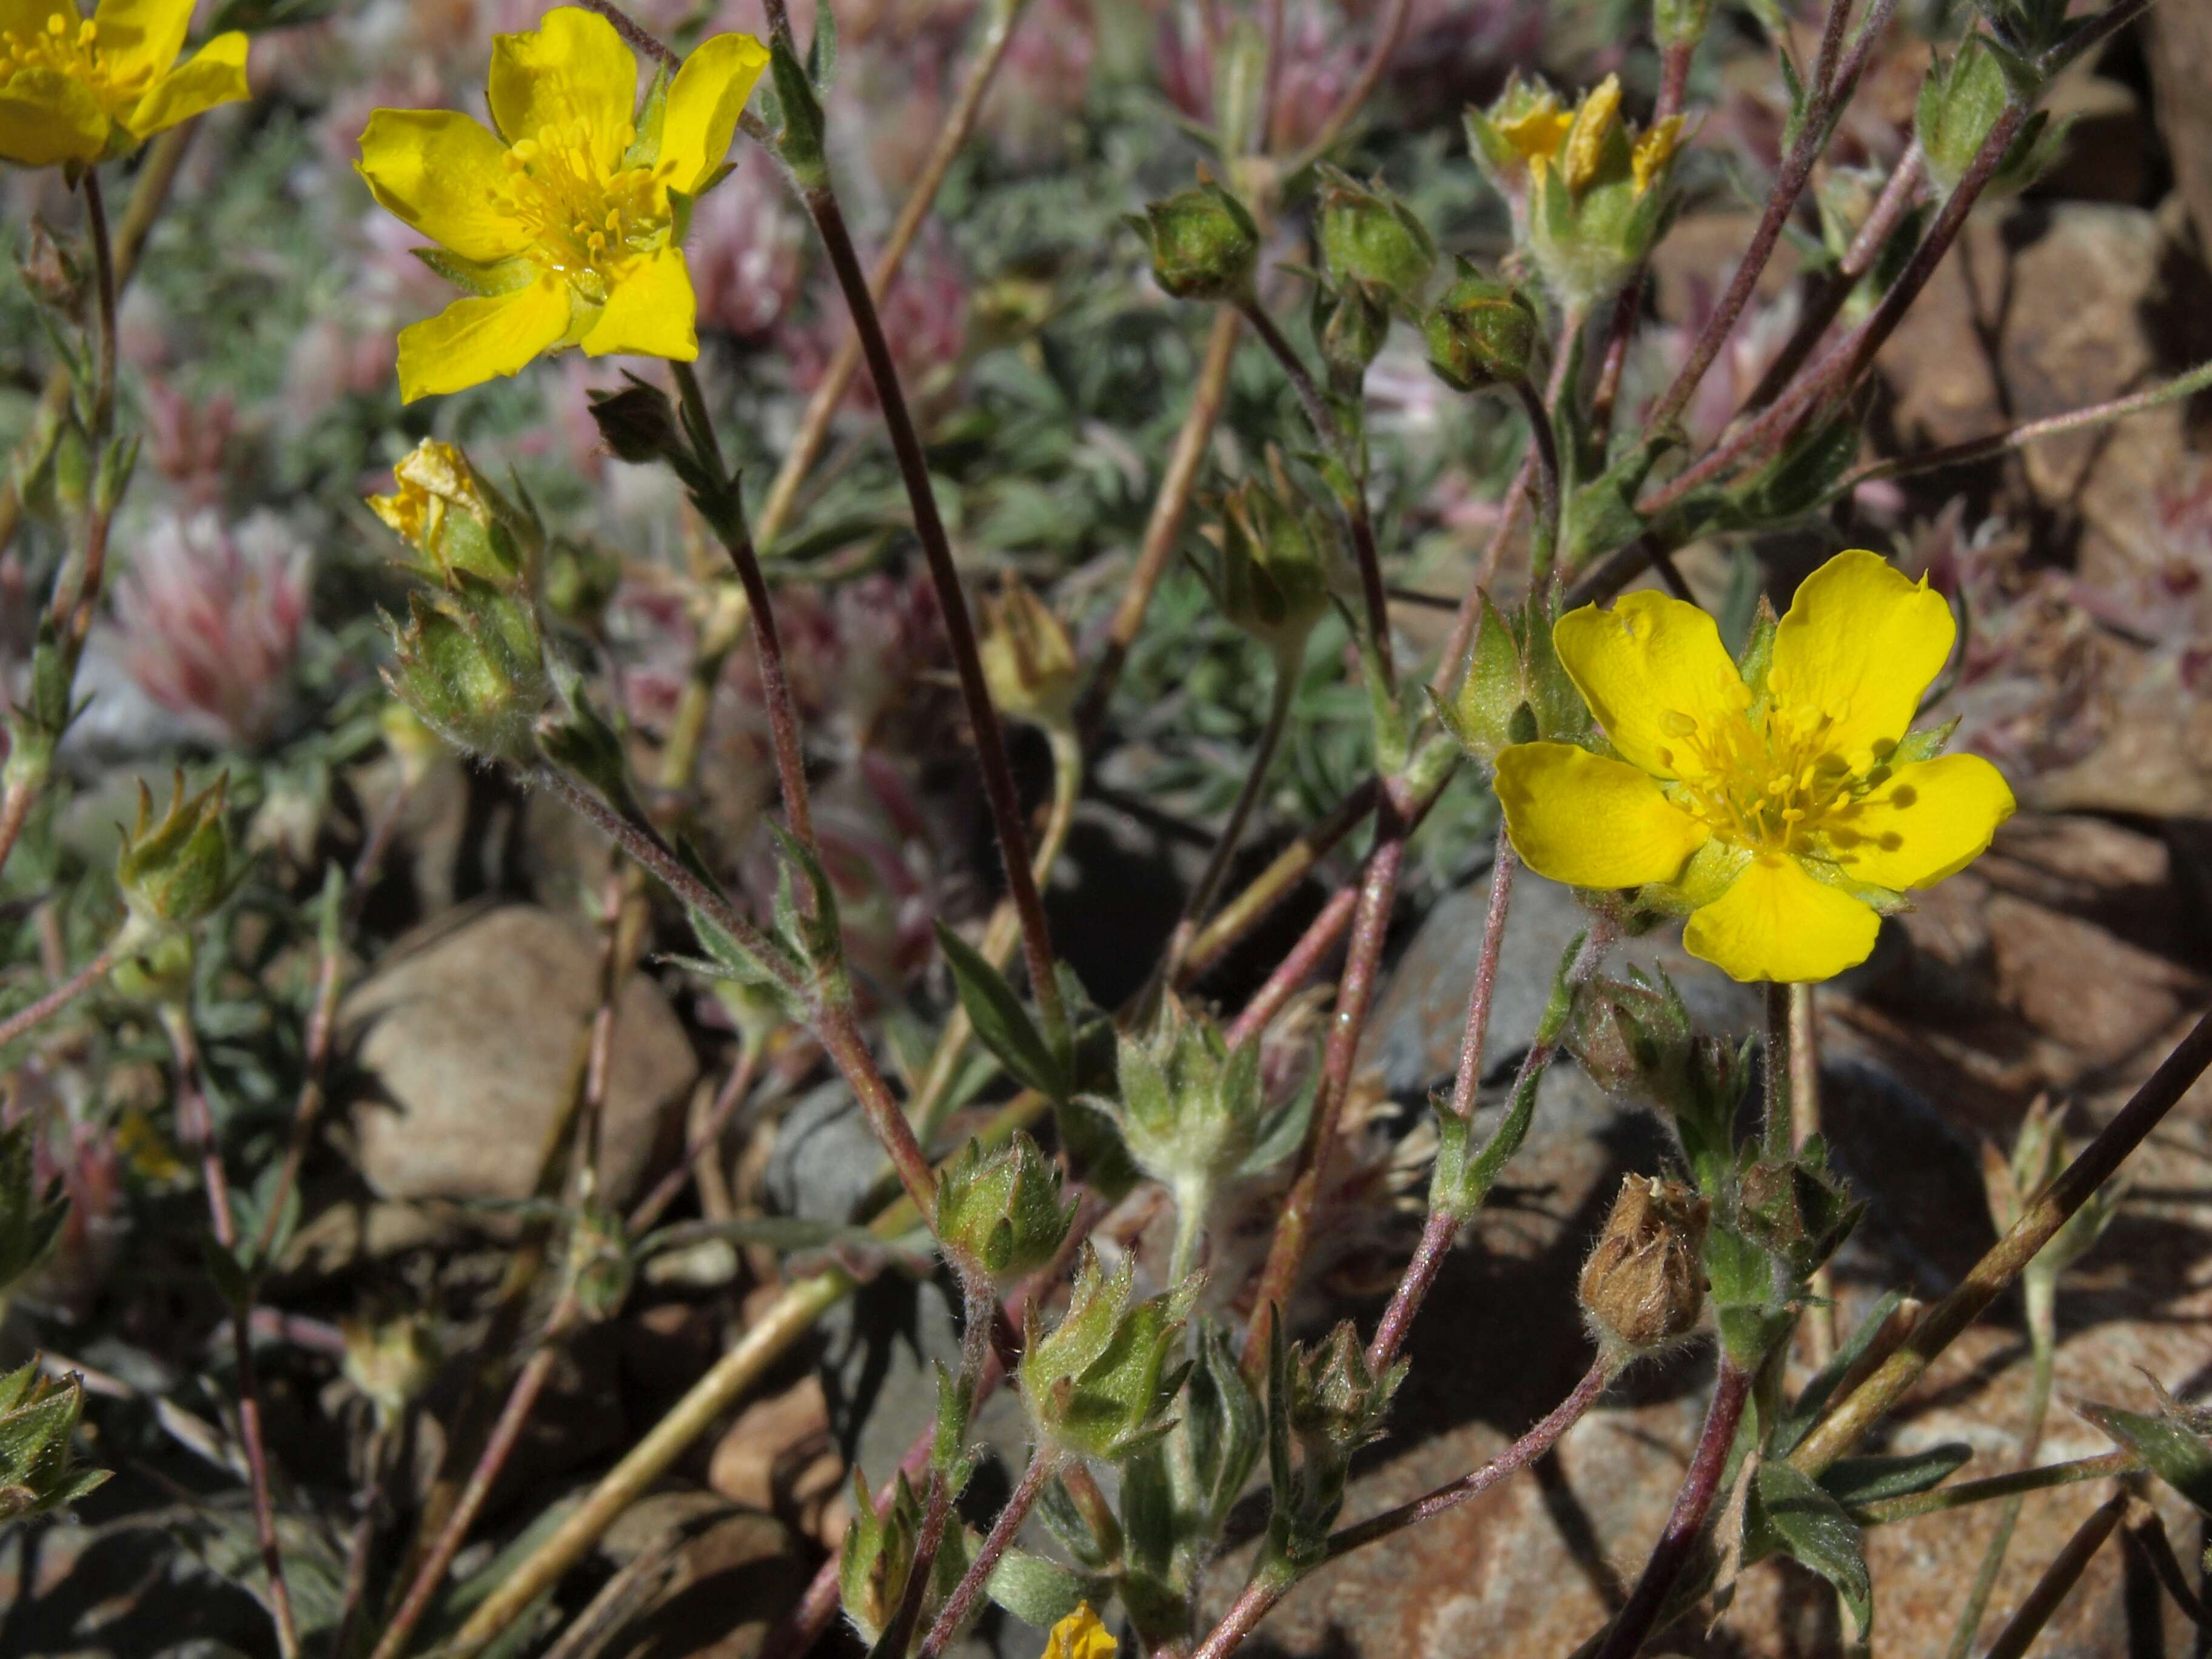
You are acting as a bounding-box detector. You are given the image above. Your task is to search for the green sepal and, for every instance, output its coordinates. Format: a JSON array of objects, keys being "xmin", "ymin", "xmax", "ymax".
[
  {"xmin": 411, "ymin": 247, "xmax": 540, "ymax": 298},
  {"xmin": 622, "ymin": 64, "xmax": 670, "ymax": 170},
  {"xmin": 2077, "ymin": 1396, "xmax": 2212, "ymax": 1515}
]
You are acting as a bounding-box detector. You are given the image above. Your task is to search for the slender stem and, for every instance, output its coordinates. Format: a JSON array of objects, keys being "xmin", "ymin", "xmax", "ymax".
[
  {"xmin": 919, "ymin": 1447, "xmax": 1064, "ymax": 1657},
  {"xmin": 55, "ymin": 166, "xmax": 123, "ymax": 657},
  {"xmin": 328, "ymin": 1427, "xmax": 390, "ymax": 1659},
  {"xmin": 0, "ymin": 936, "xmax": 121, "ymax": 1051},
  {"xmin": 0, "ymin": 780, "xmax": 33, "ymax": 890},
  {"xmin": 369, "ymin": 1304, "xmax": 581, "ymax": 1659},
  {"xmin": 1364, "ymin": 834, "xmax": 1517, "ymax": 1373},
  {"xmin": 752, "ymin": 0, "xmax": 1030, "ymax": 550},
  {"xmin": 1837, "ymin": 356, "xmax": 2212, "ymax": 495},
  {"xmin": 1188, "ymin": 1358, "xmax": 1611, "ymax": 1659},
  {"xmin": 1944, "ymin": 1267, "xmax": 2059, "ymax": 1657},
  {"xmin": 1284, "ymin": 0, "xmax": 1413, "ymax": 172},
  {"xmin": 2122, "ymin": 1503, "xmax": 2212, "ymax": 1629},
  {"xmin": 1511, "ymin": 377, "xmax": 1561, "ymax": 583},
  {"xmin": 1643, "ymin": 95, "xmax": 2027, "ymax": 517},
  {"xmin": 626, "ymin": 1039, "xmax": 762, "ymax": 1237},
  {"xmin": 1850, "ymin": 1450, "xmax": 2137, "ymax": 1527},
  {"xmin": 1587, "ymin": 29, "xmax": 1694, "ymax": 441},
  {"xmin": 1788, "ymin": 982, "xmax": 1835, "ymax": 1364},
  {"xmin": 1, "ymin": 124, "xmax": 192, "ymax": 559},
  {"xmin": 1743, "ymin": 144, "xmax": 1924, "ymax": 413},
  {"xmin": 1981, "ymin": 1490, "xmax": 2132, "ymax": 1659},
  {"xmin": 1079, "ymin": 308, "xmax": 1242, "ymax": 738},
  {"xmin": 1644, "ymin": 0, "xmax": 1891, "ymax": 435},
  {"xmin": 788, "ymin": 176, "xmax": 1067, "ymax": 1054},
  {"xmin": 1327, "ymin": 1358, "xmax": 1610, "ymax": 1554},
  {"xmin": 1761, "ymin": 980, "xmax": 1791, "ymax": 1162},
  {"xmin": 1241, "ymin": 801, "xmax": 1407, "ymax": 1374},
  {"xmin": 1156, "ymin": 654, "xmax": 1300, "ymax": 994},
  {"xmin": 253, "ymin": 924, "xmax": 345, "ymax": 1264},
  {"xmin": 165, "ymin": 1007, "xmax": 302, "ymax": 1659},
  {"xmin": 82, "ymin": 169, "xmax": 118, "ymax": 452},
  {"xmin": 914, "ymin": 720, "xmax": 1082, "ymax": 1140},
  {"xmin": 446, "ymin": 1270, "xmax": 854, "ymax": 1655},
  {"xmin": 1235, "ymin": 299, "xmax": 1395, "ymax": 693},
  {"xmin": 1791, "ymin": 1007, "xmax": 2212, "ymax": 1475},
  {"xmin": 1590, "ymin": 1359, "xmax": 1752, "ymax": 1659},
  {"xmin": 1433, "ymin": 309, "xmax": 1577, "ymax": 699}
]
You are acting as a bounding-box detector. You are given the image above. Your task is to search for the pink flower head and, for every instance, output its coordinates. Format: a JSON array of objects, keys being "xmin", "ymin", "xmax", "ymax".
[{"xmin": 111, "ymin": 509, "xmax": 311, "ymax": 748}]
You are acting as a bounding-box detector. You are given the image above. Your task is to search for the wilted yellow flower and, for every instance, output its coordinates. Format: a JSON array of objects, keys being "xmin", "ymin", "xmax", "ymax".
[
  {"xmin": 978, "ymin": 574, "xmax": 1079, "ymax": 728},
  {"xmin": 0, "ymin": 0, "xmax": 248, "ymax": 167},
  {"xmin": 1043, "ymin": 1603, "xmax": 1116, "ymax": 1659},
  {"xmin": 355, "ymin": 7, "xmax": 768, "ymax": 402},
  {"xmin": 1495, "ymin": 550, "xmax": 2016, "ymax": 984}
]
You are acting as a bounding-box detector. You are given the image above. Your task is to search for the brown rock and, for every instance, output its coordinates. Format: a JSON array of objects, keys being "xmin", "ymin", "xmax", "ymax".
[
  {"xmin": 596, "ymin": 1492, "xmax": 805, "ymax": 1659},
  {"xmin": 707, "ymin": 1373, "xmax": 846, "ymax": 1542},
  {"xmin": 343, "ymin": 906, "xmax": 696, "ymax": 1205}
]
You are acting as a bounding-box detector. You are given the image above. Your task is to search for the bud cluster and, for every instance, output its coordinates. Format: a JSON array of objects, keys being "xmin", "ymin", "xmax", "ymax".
[
  {"xmin": 1131, "ymin": 177, "xmax": 1261, "ymax": 302},
  {"xmin": 1465, "ymin": 73, "xmax": 1682, "ymax": 312}
]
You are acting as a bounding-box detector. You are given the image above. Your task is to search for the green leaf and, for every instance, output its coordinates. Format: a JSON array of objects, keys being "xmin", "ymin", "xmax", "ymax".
[
  {"xmin": 933, "ymin": 921, "xmax": 1065, "ymax": 1101},
  {"xmin": 1821, "ymin": 1443, "xmax": 1972, "ymax": 1506},
  {"xmin": 2078, "ymin": 1398, "xmax": 2212, "ymax": 1515},
  {"xmin": 985, "ymin": 1548, "xmax": 1093, "ymax": 1629},
  {"xmin": 805, "ymin": 0, "xmax": 837, "ymax": 94},
  {"xmin": 1236, "ymin": 1062, "xmax": 1318, "ymax": 1179},
  {"xmin": 1746, "ymin": 1459, "xmax": 1873, "ymax": 1639}
]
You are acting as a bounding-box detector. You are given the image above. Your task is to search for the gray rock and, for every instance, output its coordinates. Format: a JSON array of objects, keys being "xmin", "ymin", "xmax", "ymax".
[{"xmin": 342, "ymin": 905, "xmax": 697, "ymax": 1205}]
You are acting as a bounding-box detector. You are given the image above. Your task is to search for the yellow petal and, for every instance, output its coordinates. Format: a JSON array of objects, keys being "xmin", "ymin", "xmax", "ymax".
[
  {"xmin": 581, "ymin": 243, "xmax": 697, "ymax": 361},
  {"xmin": 357, "ymin": 109, "xmax": 530, "ymax": 264},
  {"xmin": 1632, "ymin": 115, "xmax": 1681, "ymax": 197},
  {"xmin": 1043, "ymin": 1603, "xmax": 1117, "ymax": 1659},
  {"xmin": 122, "ymin": 30, "xmax": 248, "ymax": 138},
  {"xmin": 488, "ymin": 4, "xmax": 635, "ymax": 170},
  {"xmin": 1683, "ymin": 854, "xmax": 1880, "ymax": 984},
  {"xmin": 1553, "ymin": 590, "xmax": 1748, "ymax": 780},
  {"xmin": 1769, "ymin": 549, "xmax": 1955, "ymax": 762},
  {"xmin": 1563, "ymin": 73, "xmax": 1620, "ymax": 192},
  {"xmin": 90, "ymin": 0, "xmax": 193, "ymax": 87},
  {"xmin": 1496, "ymin": 99, "xmax": 1570, "ymax": 164},
  {"xmin": 0, "ymin": 66, "xmax": 108, "ymax": 165},
  {"xmin": 1822, "ymin": 753, "xmax": 2014, "ymax": 891},
  {"xmin": 654, "ymin": 29, "xmax": 768, "ymax": 196},
  {"xmin": 396, "ymin": 272, "xmax": 572, "ymax": 402},
  {"xmin": 1496, "ymin": 742, "xmax": 1710, "ymax": 890}
]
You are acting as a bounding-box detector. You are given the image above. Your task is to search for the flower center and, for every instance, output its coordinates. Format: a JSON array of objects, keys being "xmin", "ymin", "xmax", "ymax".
[
  {"xmin": 498, "ymin": 121, "xmax": 662, "ymax": 302},
  {"xmin": 2, "ymin": 12, "xmax": 123, "ymax": 103},
  {"xmin": 1654, "ymin": 694, "xmax": 1869, "ymax": 858}
]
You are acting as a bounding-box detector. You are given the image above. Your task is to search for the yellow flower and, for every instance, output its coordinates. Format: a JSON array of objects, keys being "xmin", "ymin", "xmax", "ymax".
[
  {"xmin": 1042, "ymin": 1603, "xmax": 1116, "ymax": 1659},
  {"xmin": 1495, "ymin": 550, "xmax": 2016, "ymax": 984},
  {"xmin": 0, "ymin": 0, "xmax": 247, "ymax": 167},
  {"xmin": 355, "ymin": 7, "xmax": 768, "ymax": 403}
]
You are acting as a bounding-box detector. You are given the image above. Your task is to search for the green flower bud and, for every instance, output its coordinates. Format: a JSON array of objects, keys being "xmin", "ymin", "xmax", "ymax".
[
  {"xmin": 0, "ymin": 1362, "xmax": 109, "ymax": 1524},
  {"xmin": 3, "ymin": 617, "xmax": 78, "ymax": 793},
  {"xmin": 1737, "ymin": 1139, "xmax": 1863, "ymax": 1282},
  {"xmin": 1021, "ymin": 1245, "xmax": 1197, "ymax": 1463},
  {"xmin": 565, "ymin": 1196, "xmax": 633, "ymax": 1322},
  {"xmin": 115, "ymin": 771, "xmax": 240, "ymax": 938},
  {"xmin": 1578, "ymin": 1174, "xmax": 1709, "ymax": 1361},
  {"xmin": 1316, "ymin": 166, "xmax": 1437, "ymax": 309},
  {"xmin": 1210, "ymin": 476, "xmax": 1335, "ymax": 663},
  {"xmin": 1133, "ymin": 179, "xmax": 1261, "ymax": 302},
  {"xmin": 933, "ymin": 1131, "xmax": 1074, "ymax": 1285},
  {"xmin": 1434, "ymin": 591, "xmax": 1589, "ymax": 768},
  {"xmin": 1313, "ymin": 283, "xmax": 1391, "ymax": 380},
  {"xmin": 381, "ymin": 578, "xmax": 552, "ymax": 762},
  {"xmin": 367, "ymin": 438, "xmax": 538, "ymax": 589},
  {"xmin": 1915, "ymin": 34, "xmax": 2060, "ymax": 196},
  {"xmin": 1653, "ymin": 0, "xmax": 1714, "ymax": 50},
  {"xmin": 1422, "ymin": 260, "xmax": 1539, "ymax": 392},
  {"xmin": 977, "ymin": 575, "xmax": 1081, "ymax": 729},
  {"xmin": 1273, "ymin": 1321, "xmax": 1405, "ymax": 1549},
  {"xmin": 1110, "ymin": 997, "xmax": 1265, "ymax": 1200},
  {"xmin": 838, "ymin": 1467, "xmax": 970, "ymax": 1644}
]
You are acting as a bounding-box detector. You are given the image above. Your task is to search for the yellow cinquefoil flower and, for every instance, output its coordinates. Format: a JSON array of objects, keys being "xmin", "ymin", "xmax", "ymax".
[
  {"xmin": 356, "ymin": 7, "xmax": 767, "ymax": 403},
  {"xmin": 1495, "ymin": 550, "xmax": 2016, "ymax": 984},
  {"xmin": 0, "ymin": 0, "xmax": 247, "ymax": 168},
  {"xmin": 1042, "ymin": 1603, "xmax": 1116, "ymax": 1659},
  {"xmin": 1465, "ymin": 72, "xmax": 1682, "ymax": 310}
]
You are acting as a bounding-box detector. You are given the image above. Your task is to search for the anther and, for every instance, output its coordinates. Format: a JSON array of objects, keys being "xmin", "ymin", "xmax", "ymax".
[{"xmin": 1659, "ymin": 710, "xmax": 1697, "ymax": 737}]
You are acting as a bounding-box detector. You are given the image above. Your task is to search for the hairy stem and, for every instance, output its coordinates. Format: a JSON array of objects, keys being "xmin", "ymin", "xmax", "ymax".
[
  {"xmin": 1980, "ymin": 1490, "xmax": 2132, "ymax": 1659},
  {"xmin": 1241, "ymin": 800, "xmax": 1407, "ymax": 1374},
  {"xmin": 788, "ymin": 173, "xmax": 1068, "ymax": 1054},
  {"xmin": 165, "ymin": 1006, "xmax": 301, "ymax": 1659},
  {"xmin": 919, "ymin": 1447, "xmax": 1064, "ymax": 1657},
  {"xmin": 1788, "ymin": 982, "xmax": 1835, "ymax": 1364},
  {"xmin": 1590, "ymin": 1359, "xmax": 1752, "ymax": 1659},
  {"xmin": 1511, "ymin": 376, "xmax": 1562, "ymax": 583},
  {"xmin": 1791, "ymin": 1007, "xmax": 2212, "ymax": 1474},
  {"xmin": 752, "ymin": 0, "xmax": 1031, "ymax": 549},
  {"xmin": 0, "ymin": 936, "xmax": 122, "ymax": 1052}
]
